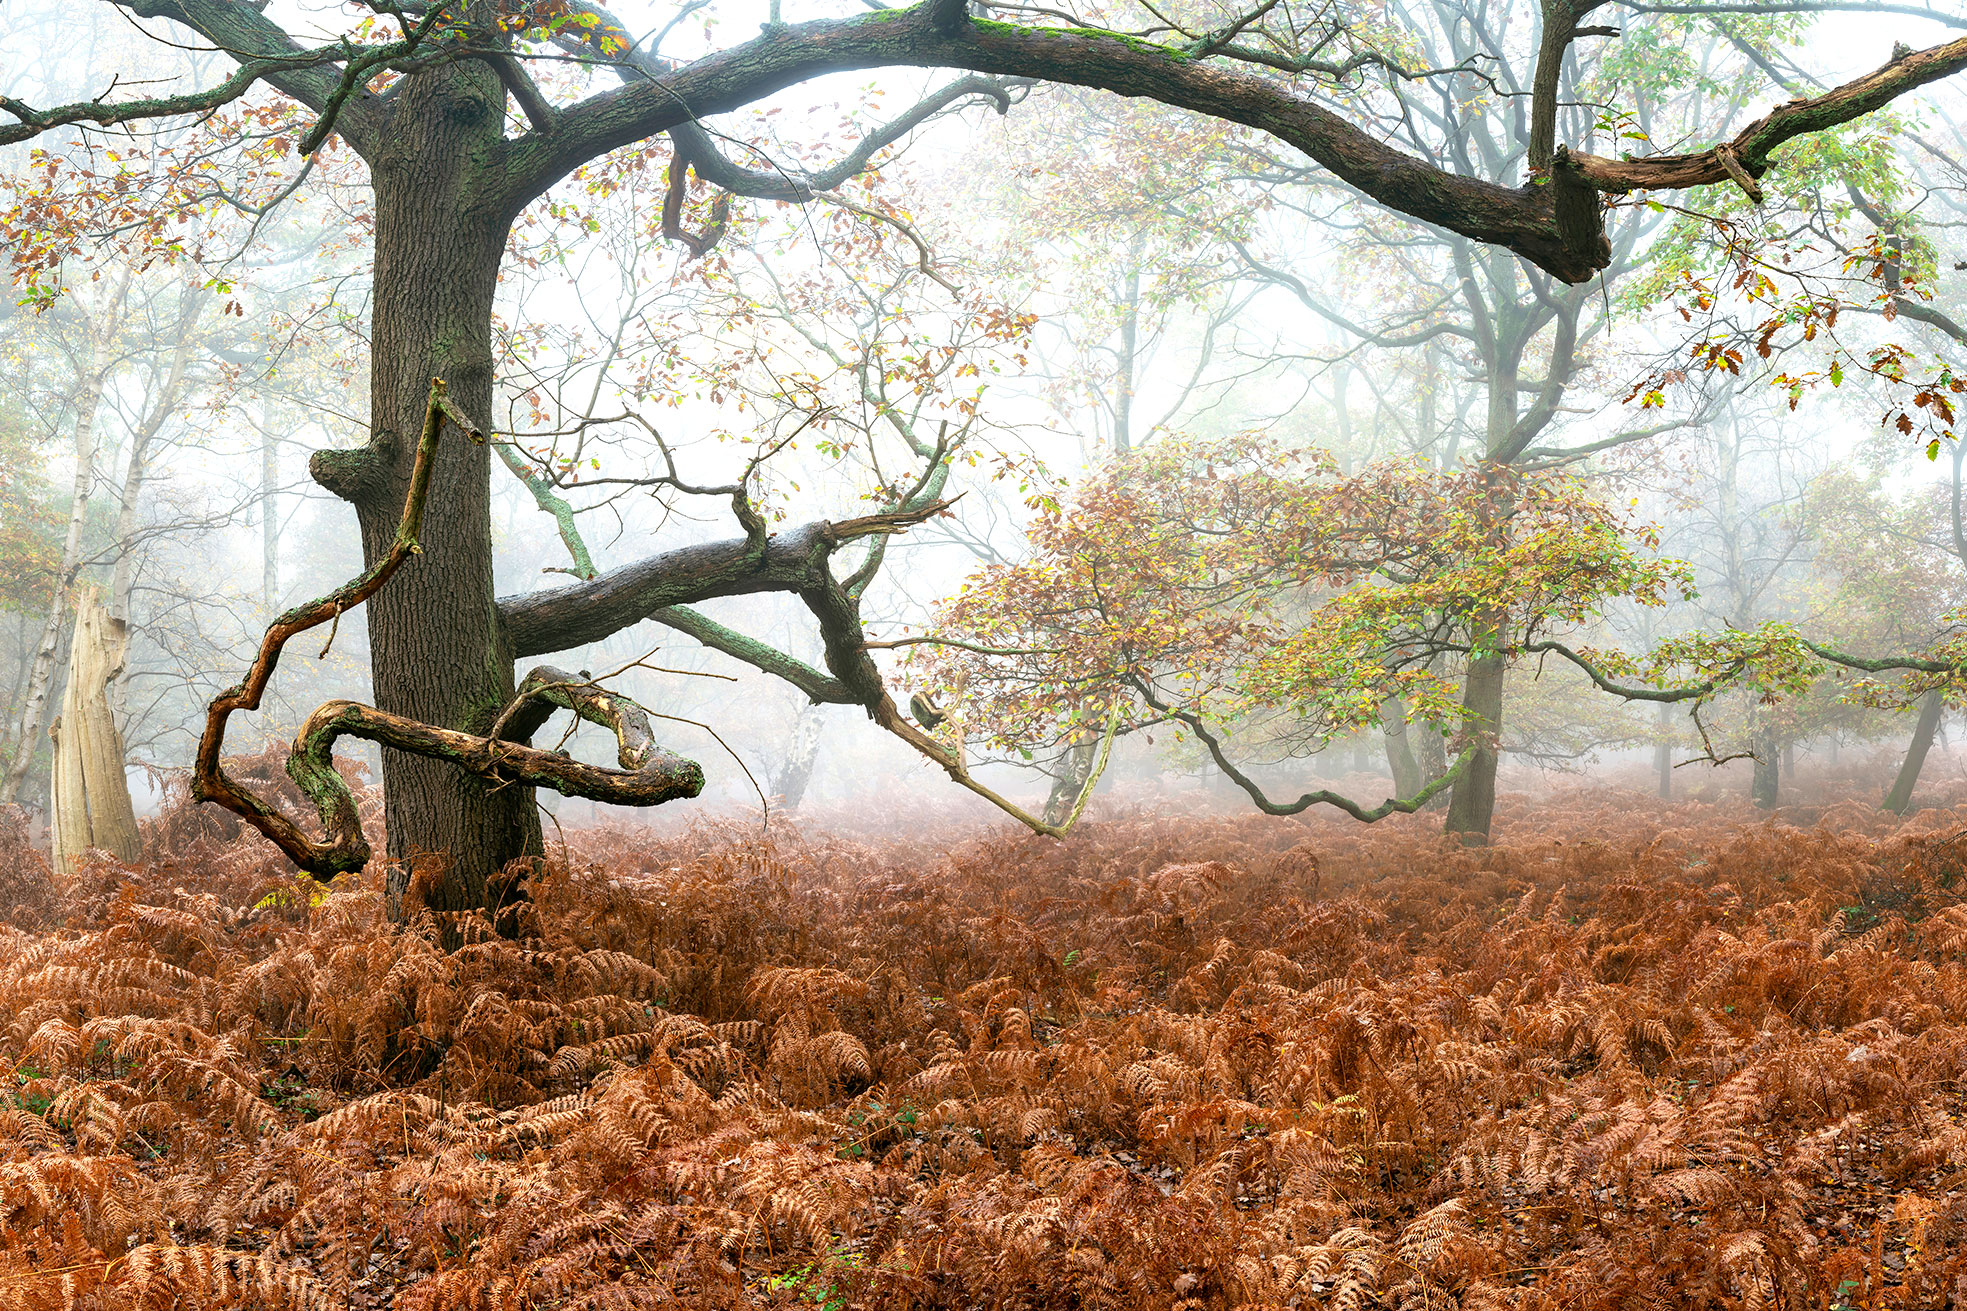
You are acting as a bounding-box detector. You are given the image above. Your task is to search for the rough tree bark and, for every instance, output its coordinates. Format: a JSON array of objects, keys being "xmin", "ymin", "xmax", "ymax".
[{"xmin": 305, "ymin": 60, "xmax": 536, "ymax": 914}]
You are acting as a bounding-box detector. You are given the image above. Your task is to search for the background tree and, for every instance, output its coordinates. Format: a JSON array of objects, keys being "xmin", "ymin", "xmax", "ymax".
[{"xmin": 920, "ymin": 432, "xmax": 1691, "ymax": 822}]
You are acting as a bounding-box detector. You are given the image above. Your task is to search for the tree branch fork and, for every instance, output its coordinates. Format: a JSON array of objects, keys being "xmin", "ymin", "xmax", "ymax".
[{"xmin": 194, "ymin": 379, "xmax": 706, "ymax": 881}]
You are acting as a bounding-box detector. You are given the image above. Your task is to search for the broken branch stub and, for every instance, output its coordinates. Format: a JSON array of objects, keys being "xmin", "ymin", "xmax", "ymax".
[{"xmin": 193, "ymin": 379, "xmax": 705, "ymax": 881}]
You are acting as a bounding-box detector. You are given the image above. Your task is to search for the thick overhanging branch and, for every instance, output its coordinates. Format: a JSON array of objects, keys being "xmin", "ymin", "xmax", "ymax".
[
  {"xmin": 195, "ymin": 380, "xmax": 705, "ymax": 881},
  {"xmin": 561, "ymin": 3, "xmax": 1022, "ymax": 260},
  {"xmin": 500, "ymin": 5, "xmax": 1966, "ymax": 283},
  {"xmin": 97, "ymin": 0, "xmax": 1967, "ymax": 286},
  {"xmin": 498, "ymin": 501, "xmax": 951, "ymax": 657},
  {"xmin": 496, "ymin": 5, "xmax": 1594, "ymax": 278}
]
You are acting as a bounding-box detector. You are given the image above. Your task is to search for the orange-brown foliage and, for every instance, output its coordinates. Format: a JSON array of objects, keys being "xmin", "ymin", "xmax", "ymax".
[{"xmin": 4, "ymin": 783, "xmax": 1967, "ymax": 1309}]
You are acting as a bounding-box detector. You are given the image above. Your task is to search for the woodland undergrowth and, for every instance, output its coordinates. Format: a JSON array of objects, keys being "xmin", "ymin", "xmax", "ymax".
[{"xmin": 6, "ymin": 762, "xmax": 1967, "ymax": 1309}]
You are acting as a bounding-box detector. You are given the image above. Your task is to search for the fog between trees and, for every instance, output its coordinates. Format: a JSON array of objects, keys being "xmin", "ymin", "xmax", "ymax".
[{"xmin": 1, "ymin": 0, "xmax": 1965, "ymax": 874}]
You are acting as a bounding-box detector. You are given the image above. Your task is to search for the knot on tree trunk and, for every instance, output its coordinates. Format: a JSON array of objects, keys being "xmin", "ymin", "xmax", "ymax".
[
  {"xmin": 1547, "ymin": 148, "xmax": 1613, "ymax": 274},
  {"xmin": 310, "ymin": 443, "xmax": 391, "ymax": 504}
]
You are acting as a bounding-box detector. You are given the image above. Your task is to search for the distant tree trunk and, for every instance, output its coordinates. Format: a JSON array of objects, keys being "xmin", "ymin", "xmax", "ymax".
[
  {"xmin": 1751, "ymin": 721, "xmax": 1779, "ymax": 811},
  {"xmin": 49, "ymin": 590, "xmax": 140, "ymax": 870},
  {"xmin": 1111, "ymin": 248, "xmax": 1141, "ymax": 456},
  {"xmin": 108, "ymin": 296, "xmax": 199, "ymax": 740},
  {"xmin": 108, "ymin": 428, "xmax": 157, "ymax": 740},
  {"xmin": 1417, "ymin": 661, "xmax": 1449, "ymax": 800},
  {"xmin": 263, "ymin": 408, "xmax": 281, "ymax": 612},
  {"xmin": 1383, "ymin": 698, "xmax": 1422, "ymax": 798},
  {"xmin": 1446, "ymin": 617, "xmax": 1506, "ymax": 843},
  {"xmin": 770, "ymin": 703, "xmax": 827, "ymax": 814},
  {"xmin": 1444, "ymin": 456, "xmax": 1520, "ymax": 843},
  {"xmin": 1882, "ymin": 689, "xmax": 1946, "ymax": 815},
  {"xmin": 1, "ymin": 343, "xmax": 113, "ymax": 805},
  {"xmin": 1043, "ymin": 729, "xmax": 1100, "ymax": 826},
  {"xmin": 1654, "ymin": 702, "xmax": 1673, "ymax": 799}
]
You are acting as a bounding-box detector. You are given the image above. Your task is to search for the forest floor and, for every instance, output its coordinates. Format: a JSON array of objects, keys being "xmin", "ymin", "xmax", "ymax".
[{"xmin": 4, "ymin": 773, "xmax": 1967, "ymax": 1309}]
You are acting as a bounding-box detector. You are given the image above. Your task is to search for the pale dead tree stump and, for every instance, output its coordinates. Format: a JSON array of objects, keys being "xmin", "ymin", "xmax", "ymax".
[{"xmin": 49, "ymin": 589, "xmax": 141, "ymax": 870}]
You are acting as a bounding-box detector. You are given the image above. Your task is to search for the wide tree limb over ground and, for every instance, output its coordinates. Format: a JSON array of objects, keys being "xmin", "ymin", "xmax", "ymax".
[{"xmin": 6, "ymin": 1, "xmax": 1960, "ymax": 283}]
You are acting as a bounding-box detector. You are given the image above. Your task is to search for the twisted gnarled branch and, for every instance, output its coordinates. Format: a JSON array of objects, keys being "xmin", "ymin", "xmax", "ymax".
[{"xmin": 193, "ymin": 379, "xmax": 704, "ymax": 881}]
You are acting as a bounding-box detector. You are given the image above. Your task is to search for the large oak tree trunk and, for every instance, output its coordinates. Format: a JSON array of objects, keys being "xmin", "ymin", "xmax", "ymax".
[
  {"xmin": 1882, "ymin": 688, "xmax": 1945, "ymax": 815},
  {"xmin": 312, "ymin": 63, "xmax": 541, "ymax": 918}
]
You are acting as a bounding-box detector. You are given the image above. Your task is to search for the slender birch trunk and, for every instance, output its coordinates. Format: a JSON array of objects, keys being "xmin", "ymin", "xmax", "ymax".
[{"xmin": 1, "ymin": 329, "xmax": 117, "ymax": 803}]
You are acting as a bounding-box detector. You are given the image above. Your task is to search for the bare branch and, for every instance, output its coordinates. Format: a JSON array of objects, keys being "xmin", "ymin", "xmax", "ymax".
[
  {"xmin": 1561, "ymin": 36, "xmax": 1967, "ymax": 197},
  {"xmin": 0, "ymin": 9, "xmax": 444, "ymax": 155},
  {"xmin": 195, "ymin": 380, "xmax": 705, "ymax": 880},
  {"xmin": 1613, "ymin": 0, "xmax": 1965, "ymax": 29},
  {"xmin": 1128, "ymin": 674, "xmax": 1476, "ymax": 819}
]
